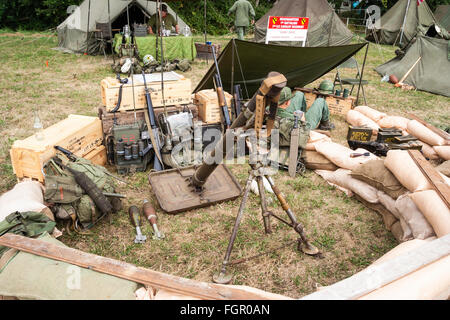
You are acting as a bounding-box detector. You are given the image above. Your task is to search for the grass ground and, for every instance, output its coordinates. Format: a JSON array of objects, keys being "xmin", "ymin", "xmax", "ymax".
[{"xmin": 0, "ymin": 30, "xmax": 448, "ymax": 298}]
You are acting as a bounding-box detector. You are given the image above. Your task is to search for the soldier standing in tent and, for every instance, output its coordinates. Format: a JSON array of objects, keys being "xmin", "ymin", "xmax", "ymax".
[
  {"xmin": 148, "ymin": 3, "xmax": 179, "ymax": 35},
  {"xmin": 228, "ymin": 0, "xmax": 255, "ymax": 40}
]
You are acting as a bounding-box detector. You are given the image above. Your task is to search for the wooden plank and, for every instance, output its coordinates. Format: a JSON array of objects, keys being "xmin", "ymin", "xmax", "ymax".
[
  {"xmin": 301, "ymin": 233, "xmax": 450, "ymax": 300},
  {"xmin": 408, "ymin": 150, "xmax": 450, "ymax": 209},
  {"xmin": 0, "ymin": 234, "xmax": 287, "ymax": 300},
  {"xmin": 407, "ymin": 113, "xmax": 450, "ymax": 142}
]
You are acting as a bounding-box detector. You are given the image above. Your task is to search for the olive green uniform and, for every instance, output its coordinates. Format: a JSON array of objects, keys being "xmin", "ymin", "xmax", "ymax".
[
  {"xmin": 228, "ymin": 0, "xmax": 255, "ymax": 40},
  {"xmin": 148, "ymin": 13, "xmax": 177, "ymax": 33}
]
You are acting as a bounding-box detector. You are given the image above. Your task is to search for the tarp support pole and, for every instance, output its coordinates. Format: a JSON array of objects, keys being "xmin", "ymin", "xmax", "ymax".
[
  {"xmin": 231, "ymin": 39, "xmax": 235, "ymax": 96},
  {"xmin": 399, "ymin": 0, "xmax": 411, "ymax": 46},
  {"xmin": 204, "ymin": 0, "xmax": 207, "ymax": 43},
  {"xmin": 85, "ymin": 0, "xmax": 91, "ymax": 55},
  {"xmin": 356, "ymin": 43, "xmax": 369, "ymax": 106},
  {"xmin": 108, "ymin": 0, "xmax": 115, "ymax": 63}
]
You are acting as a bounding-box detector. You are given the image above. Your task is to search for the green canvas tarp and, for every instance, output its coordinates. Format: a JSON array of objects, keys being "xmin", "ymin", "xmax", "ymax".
[
  {"xmin": 366, "ymin": 0, "xmax": 437, "ymax": 46},
  {"xmin": 375, "ymin": 34, "xmax": 450, "ymax": 97},
  {"xmin": 435, "ymin": 5, "xmax": 450, "ymax": 32},
  {"xmin": 57, "ymin": 0, "xmax": 189, "ymax": 54},
  {"xmin": 254, "ymin": 0, "xmax": 353, "ymax": 47},
  {"xmin": 194, "ymin": 39, "xmax": 367, "ymax": 98}
]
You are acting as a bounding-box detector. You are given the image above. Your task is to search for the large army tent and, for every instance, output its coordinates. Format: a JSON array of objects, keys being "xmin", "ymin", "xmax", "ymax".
[
  {"xmin": 57, "ymin": 0, "xmax": 189, "ymax": 54},
  {"xmin": 375, "ymin": 26, "xmax": 450, "ymax": 97},
  {"xmin": 434, "ymin": 5, "xmax": 450, "ymax": 31},
  {"xmin": 254, "ymin": 0, "xmax": 354, "ymax": 47},
  {"xmin": 366, "ymin": 0, "xmax": 437, "ymax": 46},
  {"xmin": 195, "ymin": 39, "xmax": 366, "ymax": 98}
]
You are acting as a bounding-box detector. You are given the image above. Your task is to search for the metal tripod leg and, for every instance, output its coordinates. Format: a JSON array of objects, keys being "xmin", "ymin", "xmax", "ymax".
[
  {"xmin": 265, "ymin": 176, "xmax": 319, "ymax": 256},
  {"xmin": 213, "ymin": 172, "xmax": 254, "ymax": 284},
  {"xmin": 256, "ymin": 176, "xmax": 272, "ymax": 234}
]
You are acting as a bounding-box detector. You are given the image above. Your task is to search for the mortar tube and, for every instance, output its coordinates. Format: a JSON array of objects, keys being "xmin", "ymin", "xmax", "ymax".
[{"xmin": 191, "ymin": 72, "xmax": 286, "ymax": 188}]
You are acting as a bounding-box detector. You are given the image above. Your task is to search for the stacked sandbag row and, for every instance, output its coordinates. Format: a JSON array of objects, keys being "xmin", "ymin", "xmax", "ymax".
[{"xmin": 347, "ymin": 106, "xmax": 450, "ymax": 161}]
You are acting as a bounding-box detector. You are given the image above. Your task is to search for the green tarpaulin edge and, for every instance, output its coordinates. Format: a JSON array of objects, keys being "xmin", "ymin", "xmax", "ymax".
[{"xmin": 194, "ymin": 39, "xmax": 367, "ymax": 99}]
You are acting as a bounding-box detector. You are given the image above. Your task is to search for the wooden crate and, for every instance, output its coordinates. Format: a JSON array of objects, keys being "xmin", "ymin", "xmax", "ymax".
[
  {"xmin": 84, "ymin": 145, "xmax": 107, "ymax": 166},
  {"xmin": 194, "ymin": 89, "xmax": 233, "ymax": 124},
  {"xmin": 10, "ymin": 115, "xmax": 103, "ymax": 182},
  {"xmin": 101, "ymin": 76, "xmax": 192, "ymax": 112},
  {"xmin": 295, "ymin": 87, "xmax": 355, "ymax": 116},
  {"xmin": 195, "ymin": 42, "xmax": 221, "ymax": 60}
]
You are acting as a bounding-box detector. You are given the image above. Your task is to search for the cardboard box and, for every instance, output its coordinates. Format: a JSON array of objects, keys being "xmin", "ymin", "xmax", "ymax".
[
  {"xmin": 10, "ymin": 115, "xmax": 103, "ymax": 182},
  {"xmin": 194, "ymin": 89, "xmax": 233, "ymax": 124},
  {"xmin": 101, "ymin": 76, "xmax": 192, "ymax": 111}
]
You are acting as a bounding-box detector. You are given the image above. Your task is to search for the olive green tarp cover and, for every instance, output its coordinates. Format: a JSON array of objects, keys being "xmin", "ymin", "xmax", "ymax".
[
  {"xmin": 375, "ymin": 35, "xmax": 450, "ymax": 97},
  {"xmin": 0, "ymin": 232, "xmax": 140, "ymax": 300},
  {"xmin": 434, "ymin": 5, "xmax": 450, "ymax": 31},
  {"xmin": 113, "ymin": 34, "xmax": 196, "ymax": 60},
  {"xmin": 56, "ymin": 0, "xmax": 190, "ymax": 54},
  {"xmin": 366, "ymin": 0, "xmax": 437, "ymax": 46},
  {"xmin": 254, "ymin": 0, "xmax": 353, "ymax": 47},
  {"xmin": 194, "ymin": 39, "xmax": 367, "ymax": 99}
]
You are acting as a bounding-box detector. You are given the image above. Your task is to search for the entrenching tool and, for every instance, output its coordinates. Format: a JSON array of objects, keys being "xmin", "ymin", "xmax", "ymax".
[
  {"xmin": 143, "ymin": 200, "xmax": 164, "ymax": 240},
  {"xmin": 149, "ymin": 71, "xmax": 319, "ymax": 284},
  {"xmin": 288, "ymin": 110, "xmax": 303, "ymax": 178},
  {"xmin": 128, "ymin": 205, "xmax": 146, "ymax": 244}
]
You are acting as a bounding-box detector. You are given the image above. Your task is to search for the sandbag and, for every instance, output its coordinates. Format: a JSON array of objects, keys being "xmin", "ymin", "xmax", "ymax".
[
  {"xmin": 346, "ymin": 110, "xmax": 380, "ymax": 135},
  {"xmin": 377, "ymin": 116, "xmax": 410, "ymax": 131},
  {"xmin": 436, "ymin": 160, "xmax": 450, "ymax": 176},
  {"xmin": 409, "ymin": 190, "xmax": 450, "ymax": 238},
  {"xmin": 315, "ymin": 170, "xmax": 353, "ymax": 196},
  {"xmin": 359, "ymin": 255, "xmax": 450, "ymax": 300},
  {"xmin": 391, "ymin": 220, "xmax": 413, "ymax": 242},
  {"xmin": 406, "ymin": 120, "xmax": 446, "ymax": 146},
  {"xmin": 372, "ymin": 237, "xmax": 435, "ymax": 265},
  {"xmin": 351, "ymin": 159, "xmax": 407, "ymax": 199},
  {"xmin": 315, "ymin": 141, "xmax": 378, "ymax": 171},
  {"xmin": 433, "ymin": 146, "xmax": 450, "ymax": 160},
  {"xmin": 384, "ymin": 150, "xmax": 432, "ymax": 192},
  {"xmin": 440, "ymin": 172, "xmax": 450, "ymax": 186},
  {"xmin": 395, "ymin": 194, "xmax": 435, "ymax": 240},
  {"xmin": 304, "ymin": 151, "xmax": 339, "ymax": 171},
  {"xmin": 354, "ymin": 106, "xmax": 386, "ymax": 122},
  {"xmin": 354, "ymin": 194, "xmax": 397, "ymax": 231},
  {"xmin": 0, "ymin": 181, "xmax": 49, "ymax": 223},
  {"xmin": 421, "ymin": 142, "xmax": 440, "ymax": 160},
  {"xmin": 377, "ymin": 191, "xmax": 413, "ymax": 240},
  {"xmin": 305, "ymin": 131, "xmax": 331, "ymax": 151},
  {"xmin": 317, "ymin": 169, "xmax": 379, "ymax": 203}
]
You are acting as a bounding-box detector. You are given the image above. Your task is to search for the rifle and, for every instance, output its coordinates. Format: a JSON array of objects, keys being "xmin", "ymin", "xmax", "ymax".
[
  {"xmin": 141, "ymin": 71, "xmax": 164, "ymax": 171},
  {"xmin": 233, "ymin": 84, "xmax": 242, "ymax": 118},
  {"xmin": 210, "ymin": 44, "xmax": 231, "ymax": 129},
  {"xmin": 347, "ymin": 140, "xmax": 422, "ymax": 157}
]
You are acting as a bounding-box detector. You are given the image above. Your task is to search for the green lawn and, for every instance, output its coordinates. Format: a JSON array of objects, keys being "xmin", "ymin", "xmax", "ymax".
[{"xmin": 0, "ymin": 30, "xmax": 448, "ymax": 298}]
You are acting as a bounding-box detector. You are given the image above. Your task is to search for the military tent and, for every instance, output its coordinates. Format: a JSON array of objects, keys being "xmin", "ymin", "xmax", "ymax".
[
  {"xmin": 253, "ymin": 0, "xmax": 354, "ymax": 47},
  {"xmin": 57, "ymin": 0, "xmax": 189, "ymax": 54},
  {"xmin": 375, "ymin": 26, "xmax": 450, "ymax": 97},
  {"xmin": 434, "ymin": 5, "xmax": 450, "ymax": 31},
  {"xmin": 194, "ymin": 39, "xmax": 366, "ymax": 98},
  {"xmin": 366, "ymin": 0, "xmax": 437, "ymax": 46}
]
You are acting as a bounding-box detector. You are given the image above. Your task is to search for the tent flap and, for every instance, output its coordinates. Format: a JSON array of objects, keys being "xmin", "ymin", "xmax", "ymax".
[{"xmin": 194, "ymin": 39, "xmax": 367, "ymax": 98}]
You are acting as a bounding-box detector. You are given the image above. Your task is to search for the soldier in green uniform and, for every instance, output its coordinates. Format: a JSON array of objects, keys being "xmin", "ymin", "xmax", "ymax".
[
  {"xmin": 277, "ymin": 80, "xmax": 335, "ymax": 131},
  {"xmin": 228, "ymin": 0, "xmax": 255, "ymax": 40},
  {"xmin": 148, "ymin": 4, "xmax": 179, "ymax": 35}
]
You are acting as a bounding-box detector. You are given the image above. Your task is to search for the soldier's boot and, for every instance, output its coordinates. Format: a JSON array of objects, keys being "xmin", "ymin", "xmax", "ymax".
[{"xmin": 318, "ymin": 120, "xmax": 335, "ymax": 131}]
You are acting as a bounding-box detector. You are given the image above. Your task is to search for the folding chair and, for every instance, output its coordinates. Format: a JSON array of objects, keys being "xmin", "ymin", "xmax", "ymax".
[{"xmin": 333, "ymin": 57, "xmax": 369, "ymax": 105}]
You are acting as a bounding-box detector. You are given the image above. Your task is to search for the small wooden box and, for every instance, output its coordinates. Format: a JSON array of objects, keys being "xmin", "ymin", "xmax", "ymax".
[
  {"xmin": 295, "ymin": 88, "xmax": 355, "ymax": 116},
  {"xmin": 10, "ymin": 115, "xmax": 103, "ymax": 182},
  {"xmin": 194, "ymin": 89, "xmax": 233, "ymax": 124},
  {"xmin": 195, "ymin": 42, "xmax": 221, "ymax": 60},
  {"xmin": 84, "ymin": 145, "xmax": 107, "ymax": 166},
  {"xmin": 101, "ymin": 76, "xmax": 192, "ymax": 112}
]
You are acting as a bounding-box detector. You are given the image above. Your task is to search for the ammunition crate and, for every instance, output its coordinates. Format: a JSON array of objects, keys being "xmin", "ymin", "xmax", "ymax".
[
  {"xmin": 101, "ymin": 76, "xmax": 192, "ymax": 112},
  {"xmin": 194, "ymin": 89, "xmax": 233, "ymax": 124},
  {"xmin": 347, "ymin": 126, "xmax": 373, "ymax": 142},
  {"xmin": 10, "ymin": 115, "xmax": 103, "ymax": 182},
  {"xmin": 295, "ymin": 87, "xmax": 355, "ymax": 116},
  {"xmin": 194, "ymin": 42, "xmax": 221, "ymax": 60},
  {"xmin": 84, "ymin": 145, "xmax": 107, "ymax": 166},
  {"xmin": 133, "ymin": 23, "xmax": 148, "ymax": 37}
]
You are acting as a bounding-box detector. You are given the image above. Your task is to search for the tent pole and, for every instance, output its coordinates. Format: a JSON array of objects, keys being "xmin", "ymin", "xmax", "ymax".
[
  {"xmin": 356, "ymin": 43, "xmax": 369, "ymax": 106},
  {"xmin": 399, "ymin": 0, "xmax": 411, "ymax": 46},
  {"xmin": 108, "ymin": 0, "xmax": 115, "ymax": 63},
  {"xmin": 85, "ymin": 0, "xmax": 91, "ymax": 55},
  {"xmin": 231, "ymin": 39, "xmax": 235, "ymax": 96},
  {"xmin": 204, "ymin": 0, "xmax": 207, "ymax": 43}
]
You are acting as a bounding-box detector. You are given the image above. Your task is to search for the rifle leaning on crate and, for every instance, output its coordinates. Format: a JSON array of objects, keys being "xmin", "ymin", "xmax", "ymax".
[{"xmin": 210, "ymin": 43, "xmax": 231, "ymax": 129}]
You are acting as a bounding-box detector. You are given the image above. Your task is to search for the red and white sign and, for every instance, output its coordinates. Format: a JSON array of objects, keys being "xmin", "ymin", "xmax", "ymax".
[{"xmin": 266, "ymin": 16, "xmax": 309, "ymax": 45}]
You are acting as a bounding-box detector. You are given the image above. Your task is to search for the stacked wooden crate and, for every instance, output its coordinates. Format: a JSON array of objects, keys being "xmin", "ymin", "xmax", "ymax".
[
  {"xmin": 194, "ymin": 89, "xmax": 233, "ymax": 124},
  {"xmin": 10, "ymin": 115, "xmax": 104, "ymax": 182}
]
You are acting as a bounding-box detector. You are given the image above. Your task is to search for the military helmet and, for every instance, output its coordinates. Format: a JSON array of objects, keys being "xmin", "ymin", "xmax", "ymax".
[
  {"xmin": 278, "ymin": 87, "xmax": 294, "ymax": 105},
  {"xmin": 143, "ymin": 54, "xmax": 154, "ymax": 66},
  {"xmin": 318, "ymin": 80, "xmax": 334, "ymax": 94}
]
